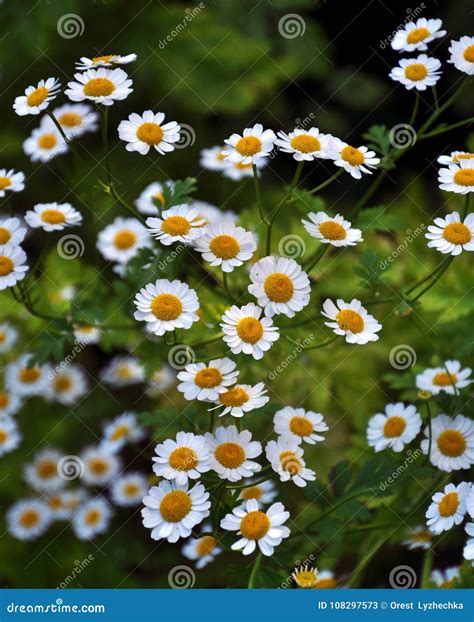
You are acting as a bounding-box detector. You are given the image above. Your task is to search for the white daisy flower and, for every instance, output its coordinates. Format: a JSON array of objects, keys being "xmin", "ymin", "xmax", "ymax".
[
  {"xmin": 97, "ymin": 217, "xmax": 151, "ymax": 264},
  {"xmin": 23, "ymin": 122, "xmax": 68, "ymax": 162},
  {"xmin": 110, "ymin": 472, "xmax": 148, "ymax": 507},
  {"xmin": 211, "ymin": 382, "xmax": 269, "ymax": 418},
  {"xmin": 292, "ymin": 565, "xmax": 319, "ymax": 589},
  {"xmin": 5, "ymin": 354, "xmax": 46, "ymax": 396},
  {"xmin": 147, "ymin": 365, "xmax": 177, "ymax": 397},
  {"xmin": 439, "ymin": 159, "xmax": 474, "ymax": 194},
  {"xmin": 430, "ymin": 567, "xmax": 460, "ymax": 588},
  {"xmin": 134, "ymin": 181, "xmax": 175, "ymax": 216},
  {"xmin": 266, "ymin": 436, "xmax": 316, "ymax": 487},
  {"xmin": 416, "ymin": 360, "xmax": 472, "ymax": 395},
  {"xmin": 177, "ymin": 358, "xmax": 238, "ymax": 402},
  {"xmin": 302, "ymin": 211, "xmax": 362, "ymax": 247},
  {"xmin": 13, "ymin": 77, "xmax": 61, "ymax": 116},
  {"xmin": 182, "ymin": 531, "xmax": 222, "ymax": 569},
  {"xmin": 367, "ymin": 402, "xmax": 422, "ymax": 452},
  {"xmin": 100, "ymin": 355, "xmax": 145, "ymax": 387},
  {"xmin": 194, "ymin": 222, "xmax": 256, "ymax": 272},
  {"xmin": 101, "ymin": 412, "xmax": 146, "ymax": 452},
  {"xmin": 191, "ymin": 201, "xmax": 238, "ymax": 227},
  {"xmin": 80, "ymin": 446, "xmax": 122, "ymax": 486},
  {"xmin": 236, "ymin": 479, "xmax": 277, "ymax": 506},
  {"xmin": 25, "ymin": 202, "xmax": 82, "ymax": 232},
  {"xmin": 274, "ymin": 406, "xmax": 328, "ymax": 445},
  {"xmin": 223, "ymin": 123, "xmax": 276, "ymax": 165},
  {"xmin": 0, "ymin": 244, "xmax": 28, "ymax": 291},
  {"xmin": 464, "ymin": 523, "xmax": 474, "ymax": 565},
  {"xmin": 199, "ymin": 146, "xmax": 229, "ymax": 171},
  {"xmin": 426, "ymin": 212, "xmax": 474, "ymax": 255},
  {"xmin": 205, "ymin": 425, "xmax": 262, "ymax": 482},
  {"xmin": 466, "ymin": 486, "xmax": 474, "ymax": 520},
  {"xmin": 275, "ymin": 127, "xmax": 333, "ymax": 161},
  {"xmin": 448, "ymin": 36, "xmax": 474, "ymax": 75},
  {"xmin": 65, "ymin": 68, "xmax": 133, "ymax": 106},
  {"xmin": 391, "ymin": 18, "xmax": 446, "ymax": 52},
  {"xmin": 152, "ymin": 431, "xmax": 211, "ymax": 485},
  {"xmin": 75, "ymin": 53, "xmax": 137, "ymax": 71},
  {"xmin": 223, "ymin": 159, "xmax": 266, "ymax": 181},
  {"xmin": 0, "ymin": 416, "xmax": 21, "ymax": 456},
  {"xmin": 118, "ymin": 110, "xmax": 181, "ymax": 155},
  {"xmin": 0, "ymin": 169, "xmax": 25, "ymax": 198},
  {"xmin": 146, "ymin": 205, "xmax": 206, "ymax": 246},
  {"xmin": 389, "ymin": 54, "xmax": 442, "ymax": 91},
  {"xmin": 6, "ymin": 499, "xmax": 52, "ymax": 540},
  {"xmin": 45, "ymin": 366, "xmax": 88, "ymax": 406},
  {"xmin": 0, "ymin": 218, "xmax": 27, "ymax": 248},
  {"xmin": 421, "ymin": 414, "xmax": 474, "ymax": 472},
  {"xmin": 0, "ymin": 388, "xmax": 22, "ymax": 418},
  {"xmin": 0, "ymin": 321, "xmax": 19, "ymax": 352},
  {"xmin": 24, "ymin": 448, "xmax": 65, "ymax": 492},
  {"xmin": 402, "ymin": 525, "xmax": 433, "ymax": 551},
  {"xmin": 221, "ymin": 302, "xmax": 280, "ymax": 359},
  {"xmin": 142, "ymin": 480, "xmax": 211, "ymax": 543},
  {"xmin": 46, "ymin": 489, "xmax": 88, "ymax": 520},
  {"xmin": 313, "ymin": 570, "xmax": 339, "ymax": 589},
  {"xmin": 437, "ymin": 151, "xmax": 474, "ymax": 166},
  {"xmin": 220, "ymin": 499, "xmax": 290, "ymax": 556},
  {"xmin": 52, "ymin": 103, "xmax": 99, "ymax": 139},
  {"xmin": 426, "ymin": 481, "xmax": 470, "ymax": 534},
  {"xmin": 322, "ymin": 298, "xmax": 382, "ymax": 344},
  {"xmin": 328, "ymin": 139, "xmax": 380, "ymax": 178},
  {"xmin": 73, "ymin": 325, "xmax": 100, "ymax": 345},
  {"xmin": 72, "ymin": 497, "xmax": 113, "ymax": 540},
  {"xmin": 133, "ymin": 279, "xmax": 200, "ymax": 336}
]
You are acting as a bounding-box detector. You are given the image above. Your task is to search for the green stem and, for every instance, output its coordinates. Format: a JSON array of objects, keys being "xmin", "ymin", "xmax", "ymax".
[
  {"xmin": 420, "ymin": 117, "xmax": 474, "ymax": 140},
  {"xmin": 46, "ymin": 110, "xmax": 70, "ymax": 145},
  {"xmin": 292, "ymin": 169, "xmax": 343, "ymax": 202},
  {"xmin": 226, "ymin": 467, "xmax": 272, "ymax": 490},
  {"xmin": 252, "ymin": 164, "xmax": 268, "ymax": 226},
  {"xmin": 409, "ymin": 92, "xmax": 420, "ymax": 126},
  {"xmin": 266, "ymin": 161, "xmax": 304, "ymax": 254},
  {"xmin": 304, "ymin": 334, "xmax": 339, "ymax": 350},
  {"xmin": 409, "ymin": 257, "xmax": 454, "ymax": 302},
  {"xmin": 248, "ymin": 553, "xmax": 262, "ymax": 589},
  {"xmin": 425, "ymin": 400, "xmax": 433, "ymax": 465},
  {"xmin": 404, "ymin": 255, "xmax": 451, "ymax": 297},
  {"xmin": 420, "ymin": 547, "xmax": 434, "ymax": 589},
  {"xmin": 304, "ymin": 245, "xmax": 328, "ymax": 272},
  {"xmin": 431, "ymin": 86, "xmax": 439, "ymax": 113},
  {"xmin": 348, "ymin": 535, "xmax": 386, "ymax": 588},
  {"xmin": 101, "ymin": 106, "xmax": 111, "ymax": 185},
  {"xmin": 461, "ymin": 193, "xmax": 470, "ymax": 219},
  {"xmin": 302, "ymin": 488, "xmax": 375, "ymax": 532}
]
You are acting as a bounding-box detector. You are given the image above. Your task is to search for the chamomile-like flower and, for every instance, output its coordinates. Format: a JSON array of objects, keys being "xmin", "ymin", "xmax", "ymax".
[
  {"xmin": 142, "ymin": 480, "xmax": 211, "ymax": 543},
  {"xmin": 0, "ymin": 321, "xmax": 18, "ymax": 352},
  {"xmin": 439, "ymin": 160, "xmax": 474, "ymax": 195},
  {"xmin": 25, "ymin": 202, "xmax": 82, "ymax": 232},
  {"xmin": 237, "ymin": 478, "xmax": 277, "ymax": 505},
  {"xmin": 44, "ymin": 366, "xmax": 88, "ymax": 406},
  {"xmin": 6, "ymin": 499, "xmax": 52, "ymax": 540},
  {"xmin": 0, "ymin": 388, "xmax": 22, "ymax": 418},
  {"xmin": 110, "ymin": 472, "xmax": 148, "ymax": 507},
  {"xmin": 147, "ymin": 365, "xmax": 177, "ymax": 397},
  {"xmin": 182, "ymin": 531, "xmax": 222, "ymax": 569},
  {"xmin": 437, "ymin": 151, "xmax": 474, "ymax": 166},
  {"xmin": 292, "ymin": 565, "xmax": 319, "ymax": 589},
  {"xmin": 221, "ymin": 303, "xmax": 280, "ymax": 359},
  {"xmin": 416, "ymin": 360, "xmax": 472, "ymax": 394},
  {"xmin": 5, "ymin": 354, "xmax": 46, "ymax": 396},
  {"xmin": 402, "ymin": 525, "xmax": 433, "ymax": 551},
  {"xmin": 101, "ymin": 412, "xmax": 146, "ymax": 452},
  {"xmin": 421, "ymin": 414, "xmax": 474, "ymax": 472},
  {"xmin": 72, "ymin": 497, "xmax": 113, "ymax": 540},
  {"xmin": 211, "ymin": 383, "xmax": 269, "ymax": 418},
  {"xmin": 0, "ymin": 416, "xmax": 21, "ymax": 456},
  {"xmin": 47, "ymin": 489, "xmax": 88, "ymax": 520},
  {"xmin": 80, "ymin": 447, "xmax": 122, "ymax": 486},
  {"xmin": 152, "ymin": 432, "xmax": 211, "ymax": 485},
  {"xmin": 194, "ymin": 222, "xmax": 256, "ymax": 272},
  {"xmin": 100, "ymin": 355, "xmax": 145, "ymax": 387},
  {"xmin": 73, "ymin": 325, "xmax": 100, "ymax": 345},
  {"xmin": 367, "ymin": 402, "xmax": 422, "ymax": 452},
  {"xmin": 391, "ymin": 18, "xmax": 446, "ymax": 52},
  {"xmin": 13, "ymin": 77, "xmax": 61, "ymax": 116},
  {"xmin": 52, "ymin": 103, "xmax": 99, "ymax": 139},
  {"xmin": 133, "ymin": 279, "xmax": 200, "ymax": 336},
  {"xmin": 275, "ymin": 127, "xmax": 333, "ymax": 161},
  {"xmin": 329, "ymin": 139, "xmax": 380, "ymax": 178},
  {"xmin": 313, "ymin": 570, "xmax": 338, "ymax": 588},
  {"xmin": 118, "ymin": 110, "xmax": 181, "ymax": 155},
  {"xmin": 177, "ymin": 358, "xmax": 238, "ymax": 402},
  {"xmin": 75, "ymin": 53, "xmax": 137, "ymax": 71},
  {"xmin": 266, "ymin": 436, "xmax": 316, "ymax": 487},
  {"xmin": 223, "ymin": 123, "xmax": 276, "ymax": 165},
  {"xmin": 389, "ymin": 54, "xmax": 442, "ymax": 91},
  {"xmin": 426, "ymin": 482, "xmax": 470, "ymax": 534},
  {"xmin": 220, "ymin": 499, "xmax": 290, "ymax": 556},
  {"xmin": 0, "ymin": 218, "xmax": 27, "ymax": 248},
  {"xmin": 97, "ymin": 217, "xmax": 151, "ymax": 264},
  {"xmin": 24, "ymin": 448, "xmax": 65, "ymax": 493},
  {"xmin": 205, "ymin": 425, "xmax": 262, "ymax": 482},
  {"xmin": 191, "ymin": 201, "xmax": 238, "ymax": 227},
  {"xmin": 302, "ymin": 211, "xmax": 362, "ymax": 247},
  {"xmin": 274, "ymin": 407, "xmax": 328, "ymax": 445},
  {"xmin": 322, "ymin": 298, "xmax": 382, "ymax": 344},
  {"xmin": 448, "ymin": 36, "xmax": 474, "ymax": 75},
  {"xmin": 0, "ymin": 170, "xmax": 25, "ymax": 198},
  {"xmin": 200, "ymin": 146, "xmax": 229, "ymax": 171},
  {"xmin": 23, "ymin": 122, "xmax": 68, "ymax": 162},
  {"xmin": 134, "ymin": 181, "xmax": 175, "ymax": 215},
  {"xmin": 426, "ymin": 212, "xmax": 474, "ymax": 255},
  {"xmin": 66, "ymin": 68, "xmax": 133, "ymax": 106},
  {"xmin": 146, "ymin": 205, "xmax": 205, "ymax": 246},
  {"xmin": 430, "ymin": 567, "xmax": 460, "ymax": 588},
  {"xmin": 464, "ymin": 523, "xmax": 474, "ymax": 565},
  {"xmin": 223, "ymin": 160, "xmax": 266, "ymax": 181}
]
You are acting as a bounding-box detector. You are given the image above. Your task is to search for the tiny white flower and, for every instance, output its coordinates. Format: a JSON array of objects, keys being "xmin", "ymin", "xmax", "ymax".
[
  {"xmin": 328, "ymin": 139, "xmax": 380, "ymax": 178},
  {"xmin": 152, "ymin": 431, "xmax": 211, "ymax": 485},
  {"xmin": 421, "ymin": 414, "xmax": 474, "ymax": 472},
  {"xmin": 147, "ymin": 366, "xmax": 177, "ymax": 397},
  {"xmin": 80, "ymin": 446, "xmax": 122, "ymax": 486},
  {"xmin": 97, "ymin": 217, "xmax": 151, "ymax": 264},
  {"xmin": 426, "ymin": 481, "xmax": 470, "ymax": 534},
  {"xmin": 118, "ymin": 110, "xmax": 181, "ymax": 156},
  {"xmin": 5, "ymin": 354, "xmax": 45, "ymax": 396},
  {"xmin": 389, "ymin": 54, "xmax": 442, "ymax": 91},
  {"xmin": 72, "ymin": 497, "xmax": 113, "ymax": 540},
  {"xmin": 25, "ymin": 202, "xmax": 82, "ymax": 232},
  {"xmin": 367, "ymin": 402, "xmax": 422, "ymax": 452},
  {"xmin": 430, "ymin": 567, "xmax": 460, "ymax": 588},
  {"xmin": 73, "ymin": 325, "xmax": 100, "ymax": 345},
  {"xmin": 24, "ymin": 448, "xmax": 65, "ymax": 493},
  {"xmin": 177, "ymin": 358, "xmax": 238, "ymax": 402},
  {"xmin": 101, "ymin": 411, "xmax": 146, "ymax": 452},
  {"xmin": 0, "ymin": 170, "xmax": 25, "ymax": 198},
  {"xmin": 402, "ymin": 525, "xmax": 433, "ymax": 551},
  {"xmin": 0, "ymin": 321, "xmax": 19, "ymax": 352},
  {"xmin": 302, "ymin": 211, "xmax": 362, "ymax": 247},
  {"xmin": 416, "ymin": 360, "xmax": 472, "ymax": 394},
  {"xmin": 205, "ymin": 425, "xmax": 262, "ymax": 482},
  {"xmin": 223, "ymin": 159, "xmax": 266, "ymax": 181},
  {"xmin": 46, "ymin": 489, "xmax": 88, "ymax": 521},
  {"xmin": 100, "ymin": 355, "xmax": 145, "ymax": 387},
  {"xmin": 191, "ymin": 201, "xmax": 238, "ymax": 227},
  {"xmin": 448, "ymin": 36, "xmax": 474, "ymax": 75},
  {"xmin": 221, "ymin": 302, "xmax": 280, "ymax": 360},
  {"xmin": 6, "ymin": 499, "xmax": 52, "ymax": 540},
  {"xmin": 0, "ymin": 388, "xmax": 22, "ymax": 418},
  {"xmin": 211, "ymin": 382, "xmax": 269, "ymax": 418},
  {"xmin": 23, "ymin": 121, "xmax": 68, "ymax": 162},
  {"xmin": 274, "ymin": 406, "xmax": 328, "ymax": 445},
  {"xmin": 195, "ymin": 222, "xmax": 256, "ymax": 272},
  {"xmin": 391, "ymin": 18, "xmax": 446, "ymax": 52},
  {"xmin": 0, "ymin": 416, "xmax": 22, "ymax": 456},
  {"xmin": 135, "ymin": 181, "xmax": 175, "ymax": 216},
  {"xmin": 182, "ymin": 531, "xmax": 222, "ymax": 569},
  {"xmin": 266, "ymin": 435, "xmax": 316, "ymax": 487},
  {"xmin": 52, "ymin": 103, "xmax": 99, "ymax": 139},
  {"xmin": 275, "ymin": 127, "xmax": 334, "ymax": 161},
  {"xmin": 110, "ymin": 472, "xmax": 148, "ymax": 507},
  {"xmin": 438, "ymin": 160, "xmax": 474, "ymax": 195},
  {"xmin": 437, "ymin": 151, "xmax": 474, "ymax": 166},
  {"xmin": 199, "ymin": 146, "xmax": 229, "ymax": 171},
  {"xmin": 322, "ymin": 298, "xmax": 382, "ymax": 344},
  {"xmin": 464, "ymin": 522, "xmax": 474, "ymax": 565},
  {"xmin": 75, "ymin": 53, "xmax": 137, "ymax": 71},
  {"xmin": 223, "ymin": 123, "xmax": 276, "ymax": 165},
  {"xmin": 146, "ymin": 205, "xmax": 206, "ymax": 246},
  {"xmin": 66, "ymin": 67, "xmax": 133, "ymax": 106},
  {"xmin": 13, "ymin": 77, "xmax": 61, "ymax": 116},
  {"xmin": 44, "ymin": 365, "xmax": 88, "ymax": 406},
  {"xmin": 236, "ymin": 478, "xmax": 277, "ymax": 505}
]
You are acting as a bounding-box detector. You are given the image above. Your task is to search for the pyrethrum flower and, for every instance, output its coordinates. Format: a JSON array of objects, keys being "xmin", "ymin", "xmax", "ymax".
[
  {"xmin": 13, "ymin": 77, "xmax": 61, "ymax": 116},
  {"xmin": 367, "ymin": 402, "xmax": 422, "ymax": 452},
  {"xmin": 402, "ymin": 525, "xmax": 433, "ymax": 551},
  {"xmin": 426, "ymin": 212, "xmax": 474, "ymax": 255},
  {"xmin": 80, "ymin": 446, "xmax": 122, "ymax": 486},
  {"xmin": 416, "ymin": 360, "xmax": 472, "ymax": 395},
  {"xmin": 100, "ymin": 355, "xmax": 145, "ymax": 386},
  {"xmin": 101, "ymin": 412, "xmax": 146, "ymax": 452},
  {"xmin": 182, "ymin": 532, "xmax": 222, "ymax": 569},
  {"xmin": 464, "ymin": 523, "xmax": 474, "ymax": 565},
  {"xmin": 205, "ymin": 425, "xmax": 262, "ymax": 482},
  {"xmin": 0, "ymin": 169, "xmax": 25, "ymax": 198},
  {"xmin": 0, "ymin": 322, "xmax": 18, "ymax": 353},
  {"xmin": 437, "ymin": 151, "xmax": 474, "ymax": 166},
  {"xmin": 135, "ymin": 181, "xmax": 175, "ymax": 215},
  {"xmin": 177, "ymin": 358, "xmax": 238, "ymax": 401},
  {"xmin": 0, "ymin": 417, "xmax": 22, "ymax": 457},
  {"xmin": 237, "ymin": 478, "xmax": 277, "ymax": 505},
  {"xmin": 0, "ymin": 388, "xmax": 22, "ymax": 418},
  {"xmin": 389, "ymin": 54, "xmax": 442, "ymax": 90},
  {"xmin": 248, "ymin": 257, "xmax": 311, "ymax": 318},
  {"xmin": 75, "ymin": 53, "xmax": 137, "ymax": 71},
  {"xmin": 118, "ymin": 110, "xmax": 181, "ymax": 155},
  {"xmin": 147, "ymin": 366, "xmax": 176, "ymax": 397},
  {"xmin": 329, "ymin": 139, "xmax": 380, "ymax": 178},
  {"xmin": 273, "ymin": 407, "xmax": 328, "ymax": 445},
  {"xmin": 391, "ymin": 18, "xmax": 446, "ymax": 52},
  {"xmin": 66, "ymin": 68, "xmax": 133, "ymax": 106},
  {"xmin": 73, "ymin": 324, "xmax": 100, "ymax": 345},
  {"xmin": 275, "ymin": 127, "xmax": 333, "ymax": 161},
  {"xmin": 110, "ymin": 472, "xmax": 148, "ymax": 507},
  {"xmin": 192, "ymin": 201, "xmax": 238, "ymax": 227},
  {"xmin": 6, "ymin": 499, "xmax": 52, "ymax": 540},
  {"xmin": 0, "ymin": 217, "xmax": 27, "ymax": 246},
  {"xmin": 152, "ymin": 432, "xmax": 211, "ymax": 485},
  {"xmin": 302, "ymin": 211, "xmax": 362, "ymax": 247},
  {"xmin": 292, "ymin": 565, "xmax": 319, "ymax": 589},
  {"xmin": 146, "ymin": 205, "xmax": 205, "ymax": 246},
  {"xmin": 194, "ymin": 222, "xmax": 257, "ymax": 272},
  {"xmin": 266, "ymin": 436, "xmax": 316, "ymax": 487},
  {"xmin": 223, "ymin": 123, "xmax": 276, "ymax": 165},
  {"xmin": 97, "ymin": 217, "xmax": 151, "ymax": 264},
  {"xmin": 24, "ymin": 448, "xmax": 65, "ymax": 493},
  {"xmin": 5, "ymin": 355, "xmax": 46, "ymax": 397},
  {"xmin": 426, "ymin": 482, "xmax": 470, "ymax": 534},
  {"xmin": 72, "ymin": 497, "xmax": 113, "ymax": 540},
  {"xmin": 46, "ymin": 489, "xmax": 88, "ymax": 521},
  {"xmin": 23, "ymin": 123, "xmax": 68, "ymax": 162},
  {"xmin": 448, "ymin": 36, "xmax": 474, "ymax": 75},
  {"xmin": 221, "ymin": 303, "xmax": 280, "ymax": 359},
  {"xmin": 220, "ymin": 499, "xmax": 290, "ymax": 556},
  {"xmin": 199, "ymin": 146, "xmax": 229, "ymax": 171},
  {"xmin": 421, "ymin": 414, "xmax": 474, "ymax": 472},
  {"xmin": 322, "ymin": 298, "xmax": 382, "ymax": 344},
  {"xmin": 52, "ymin": 103, "xmax": 99, "ymax": 139},
  {"xmin": 211, "ymin": 383, "xmax": 269, "ymax": 418},
  {"xmin": 438, "ymin": 160, "xmax": 474, "ymax": 194},
  {"xmin": 133, "ymin": 279, "xmax": 200, "ymax": 336},
  {"xmin": 25, "ymin": 202, "xmax": 82, "ymax": 232},
  {"xmin": 430, "ymin": 567, "xmax": 460, "ymax": 588},
  {"xmin": 223, "ymin": 160, "xmax": 266, "ymax": 181},
  {"xmin": 141, "ymin": 480, "xmax": 211, "ymax": 543}
]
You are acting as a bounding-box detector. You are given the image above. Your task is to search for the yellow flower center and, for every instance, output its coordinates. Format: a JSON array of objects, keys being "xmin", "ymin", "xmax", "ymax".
[
  {"xmin": 432, "ymin": 371, "xmax": 457, "ymax": 386},
  {"xmin": 89, "ymin": 458, "xmax": 108, "ymax": 475},
  {"xmin": 196, "ymin": 535, "xmax": 217, "ymax": 556},
  {"xmin": 438, "ymin": 491, "xmax": 459, "ymax": 517},
  {"xmin": 340, "ymin": 145, "xmax": 365, "ymax": 166},
  {"xmin": 235, "ymin": 136, "xmax": 262, "ymax": 157},
  {"xmin": 319, "ymin": 220, "xmax": 347, "ymax": 240},
  {"xmin": 85, "ymin": 509, "xmax": 101, "ymax": 526},
  {"xmin": 236, "ymin": 317, "xmax": 264, "ymax": 344},
  {"xmin": 235, "ymin": 162, "xmax": 253, "ymax": 170},
  {"xmin": 315, "ymin": 577, "xmax": 337, "ymax": 588},
  {"xmin": 289, "ymin": 416, "xmax": 313, "ymax": 437},
  {"xmin": 161, "ymin": 215, "xmax": 191, "ymax": 236},
  {"xmin": 264, "ymin": 273, "xmax": 294, "ymax": 303},
  {"xmin": 84, "ymin": 77, "xmax": 115, "ymax": 97},
  {"xmin": 110, "ymin": 424, "xmax": 130, "ymax": 441},
  {"xmin": 136, "ymin": 122, "xmax": 164, "ymax": 145},
  {"xmin": 241, "ymin": 485, "xmax": 263, "ymax": 501},
  {"xmin": 453, "ymin": 168, "xmax": 474, "ymax": 187},
  {"xmin": 0, "ymin": 256, "xmax": 14, "ymax": 276},
  {"xmin": 154, "ymin": 191, "xmax": 165, "ymax": 206},
  {"xmin": 214, "ymin": 442, "xmax": 245, "ymax": 468},
  {"xmin": 0, "ymin": 177, "xmax": 12, "ymax": 191},
  {"xmin": 405, "ymin": 63, "xmax": 428, "ymax": 81},
  {"xmin": 336, "ymin": 309, "xmax": 364, "ymax": 333},
  {"xmin": 0, "ymin": 392, "xmax": 9, "ymax": 409},
  {"xmin": 116, "ymin": 365, "xmax": 133, "ymax": 379},
  {"xmin": 443, "ymin": 222, "xmax": 471, "ymax": 244},
  {"xmin": 41, "ymin": 209, "xmax": 66, "ymax": 225},
  {"xmin": 19, "ymin": 367, "xmax": 41, "ymax": 383},
  {"xmin": 123, "ymin": 483, "xmax": 140, "ymax": 497},
  {"xmin": 290, "ymin": 134, "xmax": 321, "ymax": 153},
  {"xmin": 440, "ymin": 579, "xmax": 454, "ymax": 589},
  {"xmin": 114, "ymin": 230, "xmax": 136, "ymax": 250},
  {"xmin": 240, "ymin": 510, "xmax": 270, "ymax": 540},
  {"xmin": 220, "ymin": 387, "xmax": 249, "ymax": 407},
  {"xmin": 437, "ymin": 430, "xmax": 467, "ymax": 457},
  {"xmin": 194, "ymin": 367, "xmax": 223, "ymax": 388},
  {"xmin": 38, "ymin": 133, "xmax": 57, "ymax": 149},
  {"xmin": 383, "ymin": 416, "xmax": 406, "ymax": 438},
  {"xmin": 294, "ymin": 570, "xmax": 318, "ymax": 588},
  {"xmin": 169, "ymin": 446, "xmax": 198, "ymax": 471},
  {"xmin": 54, "ymin": 375, "xmax": 74, "ymax": 394},
  {"xmin": 0, "ymin": 228, "xmax": 11, "ymax": 244},
  {"xmin": 59, "ymin": 112, "xmax": 82, "ymax": 127},
  {"xmin": 92, "ymin": 54, "xmax": 116, "ymax": 64},
  {"xmin": 406, "ymin": 27, "xmax": 431, "ymax": 44},
  {"xmin": 414, "ymin": 530, "xmax": 432, "ymax": 542},
  {"xmin": 48, "ymin": 495, "xmax": 63, "ymax": 510},
  {"xmin": 160, "ymin": 490, "xmax": 192, "ymax": 522},
  {"xmin": 463, "ymin": 45, "xmax": 474, "ymax": 62},
  {"xmin": 37, "ymin": 460, "xmax": 57, "ymax": 479},
  {"xmin": 0, "ymin": 430, "xmax": 7, "ymax": 443},
  {"xmin": 209, "ymin": 234, "xmax": 240, "ymax": 259},
  {"xmin": 452, "ymin": 153, "xmax": 474, "ymax": 162},
  {"xmin": 279, "ymin": 450, "xmax": 302, "ymax": 475},
  {"xmin": 19, "ymin": 509, "xmax": 40, "ymax": 528},
  {"xmin": 26, "ymin": 86, "xmax": 49, "ymax": 107},
  {"xmin": 151, "ymin": 293, "xmax": 183, "ymax": 321}
]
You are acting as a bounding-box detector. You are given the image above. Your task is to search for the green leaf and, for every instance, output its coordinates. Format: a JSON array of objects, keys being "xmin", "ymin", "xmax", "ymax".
[
  {"xmin": 29, "ymin": 330, "xmax": 69, "ymax": 365},
  {"xmin": 162, "ymin": 177, "xmax": 197, "ymax": 208},
  {"xmin": 356, "ymin": 206, "xmax": 403, "ymax": 232},
  {"xmin": 353, "ymin": 249, "xmax": 390, "ymax": 292},
  {"xmin": 328, "ymin": 460, "xmax": 352, "ymax": 497},
  {"xmin": 362, "ymin": 124, "xmax": 390, "ymax": 157}
]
